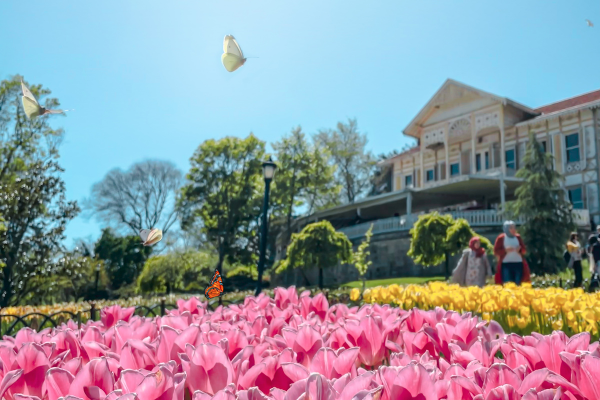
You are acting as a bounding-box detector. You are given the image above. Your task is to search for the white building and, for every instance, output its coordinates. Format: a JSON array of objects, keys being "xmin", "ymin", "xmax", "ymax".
[{"xmin": 281, "ymin": 79, "xmax": 595, "ymax": 246}]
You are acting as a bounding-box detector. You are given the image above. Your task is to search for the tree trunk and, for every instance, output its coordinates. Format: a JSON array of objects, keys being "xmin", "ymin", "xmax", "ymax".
[
  {"xmin": 319, "ymin": 267, "xmax": 324, "ymax": 289},
  {"xmin": 444, "ymin": 252, "xmax": 450, "ymax": 280},
  {"xmin": 166, "ymin": 281, "xmax": 171, "ymax": 295},
  {"xmin": 362, "ymin": 277, "xmax": 366, "ymax": 292}
]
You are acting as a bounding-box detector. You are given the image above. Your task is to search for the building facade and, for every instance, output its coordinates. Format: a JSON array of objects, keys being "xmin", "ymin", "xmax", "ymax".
[{"xmin": 274, "ymin": 79, "xmax": 596, "ymax": 286}]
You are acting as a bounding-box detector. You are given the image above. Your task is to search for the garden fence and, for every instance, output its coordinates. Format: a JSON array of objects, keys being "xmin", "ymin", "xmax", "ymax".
[{"xmin": 0, "ymin": 292, "xmax": 353, "ymax": 337}]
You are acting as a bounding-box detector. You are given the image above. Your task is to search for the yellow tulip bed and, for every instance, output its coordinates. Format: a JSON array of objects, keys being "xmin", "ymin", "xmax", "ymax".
[{"xmin": 351, "ymin": 281, "xmax": 600, "ymax": 339}]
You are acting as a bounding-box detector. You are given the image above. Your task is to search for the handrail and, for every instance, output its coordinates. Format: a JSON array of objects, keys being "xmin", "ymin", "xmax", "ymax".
[{"xmin": 339, "ymin": 209, "xmax": 591, "ymax": 240}]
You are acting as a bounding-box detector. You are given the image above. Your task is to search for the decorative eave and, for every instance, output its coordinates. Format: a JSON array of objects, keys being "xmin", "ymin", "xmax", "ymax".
[
  {"xmin": 515, "ymin": 99, "xmax": 600, "ymax": 128},
  {"xmin": 403, "ymin": 79, "xmax": 539, "ymax": 138}
]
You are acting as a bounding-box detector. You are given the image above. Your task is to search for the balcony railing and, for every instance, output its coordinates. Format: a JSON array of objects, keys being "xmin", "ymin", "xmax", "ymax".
[{"xmin": 339, "ymin": 209, "xmax": 590, "ymax": 240}]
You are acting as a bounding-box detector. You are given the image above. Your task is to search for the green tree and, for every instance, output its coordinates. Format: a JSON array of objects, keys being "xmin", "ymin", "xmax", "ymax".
[
  {"xmin": 137, "ymin": 249, "xmax": 215, "ymax": 294},
  {"xmin": 180, "ymin": 134, "xmax": 265, "ymax": 270},
  {"xmin": 276, "ymin": 221, "xmax": 352, "ymax": 288},
  {"xmin": 271, "ymin": 126, "xmax": 337, "ymax": 233},
  {"xmin": 27, "ymin": 250, "xmax": 108, "ymax": 304},
  {"xmin": 353, "ymin": 224, "xmax": 373, "ymax": 291},
  {"xmin": 0, "ymin": 77, "xmax": 77, "ymax": 307},
  {"xmin": 507, "ymin": 132, "xmax": 575, "ymax": 274},
  {"xmin": 315, "ymin": 119, "xmax": 376, "ymax": 204},
  {"xmin": 408, "ymin": 212, "xmax": 492, "ymax": 279},
  {"xmin": 94, "ymin": 228, "xmax": 153, "ymax": 291},
  {"xmin": 269, "ymin": 127, "xmax": 339, "ymax": 263}
]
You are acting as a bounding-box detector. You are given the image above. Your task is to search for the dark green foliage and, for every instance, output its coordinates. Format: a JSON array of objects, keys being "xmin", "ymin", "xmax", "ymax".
[
  {"xmin": 507, "ymin": 132, "xmax": 575, "ymax": 274},
  {"xmin": 180, "ymin": 134, "xmax": 265, "ymax": 270},
  {"xmin": 94, "ymin": 228, "xmax": 153, "ymax": 290},
  {"xmin": 408, "ymin": 212, "xmax": 491, "ymax": 279},
  {"xmin": 0, "ymin": 76, "xmax": 77, "ymax": 307},
  {"xmin": 137, "ymin": 249, "xmax": 215, "ymax": 294},
  {"xmin": 276, "ymin": 221, "xmax": 352, "ymax": 288}
]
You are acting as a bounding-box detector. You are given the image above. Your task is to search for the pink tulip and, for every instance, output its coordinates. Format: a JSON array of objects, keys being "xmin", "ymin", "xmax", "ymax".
[
  {"xmin": 274, "ymin": 286, "xmax": 299, "ymax": 309},
  {"xmin": 378, "ymin": 363, "xmax": 437, "ymax": 400},
  {"xmin": 180, "ymin": 343, "xmax": 234, "ymax": 395},
  {"xmin": 279, "ymin": 326, "xmax": 323, "ymax": 367},
  {"xmin": 101, "ymin": 306, "xmax": 136, "ymax": 329},
  {"xmin": 309, "ymin": 347, "xmax": 359, "ymax": 379},
  {"xmin": 237, "ymin": 349, "xmax": 309, "ymax": 394},
  {"xmin": 68, "ymin": 357, "xmax": 115, "ymax": 400},
  {"xmin": 5, "ymin": 342, "xmax": 51, "ymax": 399},
  {"xmin": 43, "ymin": 368, "xmax": 75, "ymax": 400},
  {"xmin": 284, "ymin": 373, "xmax": 338, "ymax": 400},
  {"xmin": 119, "ymin": 340, "xmax": 157, "ymax": 371},
  {"xmin": 116, "ymin": 364, "xmax": 185, "ymax": 400}
]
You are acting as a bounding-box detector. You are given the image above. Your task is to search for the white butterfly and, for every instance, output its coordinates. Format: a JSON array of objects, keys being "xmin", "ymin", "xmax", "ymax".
[
  {"xmin": 139, "ymin": 228, "xmax": 163, "ymax": 246},
  {"xmin": 586, "ymin": 19, "xmax": 594, "ymax": 27},
  {"xmin": 21, "ymin": 81, "xmax": 68, "ymax": 119},
  {"xmin": 221, "ymin": 35, "xmax": 247, "ymax": 72}
]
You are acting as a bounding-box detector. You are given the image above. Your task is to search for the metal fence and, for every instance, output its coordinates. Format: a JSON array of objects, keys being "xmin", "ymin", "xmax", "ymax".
[{"xmin": 0, "ymin": 292, "xmax": 355, "ymax": 336}]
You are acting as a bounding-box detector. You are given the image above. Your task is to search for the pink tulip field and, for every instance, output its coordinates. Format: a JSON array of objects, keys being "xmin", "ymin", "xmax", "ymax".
[{"xmin": 0, "ymin": 286, "xmax": 599, "ymax": 400}]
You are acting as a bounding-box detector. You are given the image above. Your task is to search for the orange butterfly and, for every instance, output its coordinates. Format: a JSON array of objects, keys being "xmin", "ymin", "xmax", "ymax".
[{"xmin": 204, "ymin": 269, "xmax": 224, "ymax": 300}]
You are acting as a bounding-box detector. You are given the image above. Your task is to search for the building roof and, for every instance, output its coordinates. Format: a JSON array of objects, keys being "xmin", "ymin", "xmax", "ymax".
[
  {"xmin": 378, "ymin": 145, "xmax": 420, "ymax": 165},
  {"xmin": 403, "ymin": 79, "xmax": 538, "ymax": 138},
  {"xmin": 535, "ymin": 89, "xmax": 600, "ymax": 114}
]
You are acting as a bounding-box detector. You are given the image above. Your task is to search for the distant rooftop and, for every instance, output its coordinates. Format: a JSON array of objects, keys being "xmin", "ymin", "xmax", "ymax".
[{"xmin": 535, "ymin": 89, "xmax": 600, "ymax": 114}]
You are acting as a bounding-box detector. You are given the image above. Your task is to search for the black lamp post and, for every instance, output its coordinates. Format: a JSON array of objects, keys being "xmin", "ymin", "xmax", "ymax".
[
  {"xmin": 256, "ymin": 156, "xmax": 277, "ymax": 296},
  {"xmin": 95, "ymin": 264, "xmax": 101, "ymax": 293}
]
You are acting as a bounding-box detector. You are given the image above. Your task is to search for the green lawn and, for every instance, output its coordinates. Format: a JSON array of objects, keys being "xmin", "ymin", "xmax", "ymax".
[{"xmin": 341, "ymin": 276, "xmax": 445, "ymax": 289}]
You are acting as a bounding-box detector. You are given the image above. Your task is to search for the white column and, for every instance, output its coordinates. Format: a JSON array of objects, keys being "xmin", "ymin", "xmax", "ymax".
[
  {"xmin": 594, "ymin": 108, "xmax": 600, "ymax": 221},
  {"xmin": 500, "ymin": 106, "xmax": 506, "ymax": 175},
  {"xmin": 420, "ymin": 134, "xmax": 424, "ymax": 186},
  {"xmin": 471, "ymin": 113, "xmax": 476, "ymax": 172},
  {"xmin": 445, "ymin": 122, "xmax": 450, "ymax": 179},
  {"xmin": 407, "ymin": 192, "xmax": 413, "ymax": 215},
  {"xmin": 500, "ymin": 173, "xmax": 506, "ymax": 212}
]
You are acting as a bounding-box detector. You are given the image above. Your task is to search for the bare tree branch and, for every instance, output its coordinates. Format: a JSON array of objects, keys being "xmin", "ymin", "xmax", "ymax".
[{"xmin": 85, "ymin": 159, "xmax": 183, "ymax": 235}]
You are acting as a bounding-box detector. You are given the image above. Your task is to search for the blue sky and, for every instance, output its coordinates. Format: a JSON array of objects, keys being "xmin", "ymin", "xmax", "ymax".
[{"xmin": 1, "ymin": 0, "xmax": 599, "ymax": 246}]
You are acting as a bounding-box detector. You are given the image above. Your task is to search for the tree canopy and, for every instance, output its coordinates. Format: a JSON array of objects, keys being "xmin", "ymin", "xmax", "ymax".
[
  {"xmin": 94, "ymin": 228, "xmax": 153, "ymax": 292},
  {"xmin": 137, "ymin": 249, "xmax": 215, "ymax": 294},
  {"xmin": 179, "ymin": 134, "xmax": 265, "ymax": 270},
  {"xmin": 86, "ymin": 159, "xmax": 182, "ymax": 236},
  {"xmin": 315, "ymin": 119, "xmax": 376, "ymax": 204},
  {"xmin": 408, "ymin": 212, "xmax": 492, "ymax": 279},
  {"xmin": 276, "ymin": 220, "xmax": 352, "ymax": 288},
  {"xmin": 507, "ymin": 132, "xmax": 575, "ymax": 274},
  {"xmin": 0, "ymin": 77, "xmax": 78, "ymax": 307}
]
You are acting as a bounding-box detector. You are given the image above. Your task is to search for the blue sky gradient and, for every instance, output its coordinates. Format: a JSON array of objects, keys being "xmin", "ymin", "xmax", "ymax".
[{"xmin": 1, "ymin": 0, "xmax": 599, "ymax": 245}]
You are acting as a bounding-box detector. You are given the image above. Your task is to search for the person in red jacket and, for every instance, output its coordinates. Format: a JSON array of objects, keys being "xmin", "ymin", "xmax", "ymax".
[{"xmin": 494, "ymin": 221, "xmax": 531, "ymax": 285}]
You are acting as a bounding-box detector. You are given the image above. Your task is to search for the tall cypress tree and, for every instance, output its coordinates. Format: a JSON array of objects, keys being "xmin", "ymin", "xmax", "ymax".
[{"xmin": 507, "ymin": 132, "xmax": 575, "ymax": 275}]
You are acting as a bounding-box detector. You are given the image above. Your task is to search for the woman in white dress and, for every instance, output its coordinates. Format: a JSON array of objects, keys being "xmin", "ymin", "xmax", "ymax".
[{"xmin": 451, "ymin": 237, "xmax": 492, "ymax": 287}]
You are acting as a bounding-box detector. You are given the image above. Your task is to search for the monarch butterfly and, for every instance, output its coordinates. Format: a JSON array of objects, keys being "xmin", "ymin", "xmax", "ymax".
[{"xmin": 205, "ymin": 269, "xmax": 224, "ymax": 300}]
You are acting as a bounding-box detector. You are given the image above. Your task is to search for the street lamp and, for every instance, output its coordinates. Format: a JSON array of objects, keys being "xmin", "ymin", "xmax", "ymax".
[{"xmin": 256, "ymin": 156, "xmax": 277, "ymax": 296}]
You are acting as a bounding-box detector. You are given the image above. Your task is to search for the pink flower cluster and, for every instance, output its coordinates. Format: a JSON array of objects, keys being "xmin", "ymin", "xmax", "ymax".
[{"xmin": 0, "ymin": 287, "xmax": 599, "ymax": 400}]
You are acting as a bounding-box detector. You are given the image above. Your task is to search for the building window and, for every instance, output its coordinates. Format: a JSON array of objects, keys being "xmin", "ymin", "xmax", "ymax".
[
  {"xmin": 405, "ymin": 175, "xmax": 412, "ymax": 187},
  {"xmin": 565, "ymin": 133, "xmax": 580, "ymax": 163},
  {"xmin": 506, "ymin": 149, "xmax": 516, "ymax": 170},
  {"xmin": 450, "ymin": 163, "xmax": 460, "ymax": 176},
  {"xmin": 476, "ymin": 154, "xmax": 481, "ymax": 172},
  {"xmin": 540, "ymin": 140, "xmax": 547, "ymax": 153},
  {"xmin": 568, "ymin": 187, "xmax": 584, "ymax": 209},
  {"xmin": 485, "ymin": 152, "xmax": 490, "ymax": 169},
  {"xmin": 426, "ymin": 169, "xmax": 434, "ymax": 182}
]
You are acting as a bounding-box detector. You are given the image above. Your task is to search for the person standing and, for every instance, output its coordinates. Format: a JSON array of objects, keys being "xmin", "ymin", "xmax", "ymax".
[
  {"xmin": 494, "ymin": 221, "xmax": 531, "ymax": 285},
  {"xmin": 567, "ymin": 232, "xmax": 583, "ymax": 288},
  {"xmin": 451, "ymin": 237, "xmax": 493, "ymax": 287}
]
